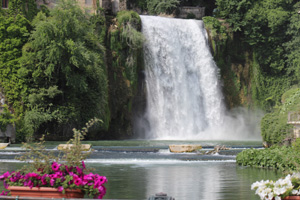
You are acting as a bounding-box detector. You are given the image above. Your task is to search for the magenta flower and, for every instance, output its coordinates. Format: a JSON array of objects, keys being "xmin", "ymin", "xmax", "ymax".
[
  {"xmin": 0, "ymin": 171, "xmax": 10, "ymax": 180},
  {"xmin": 3, "ymin": 181, "xmax": 8, "ymax": 189},
  {"xmin": 75, "ymin": 166, "xmax": 82, "ymax": 174},
  {"xmin": 58, "ymin": 186, "xmax": 64, "ymax": 192},
  {"xmin": 74, "ymin": 178, "xmax": 82, "ymax": 186},
  {"xmin": 50, "ymin": 179, "xmax": 55, "ymax": 186},
  {"xmin": 96, "ymin": 194, "xmax": 104, "ymax": 199},
  {"xmin": 41, "ymin": 180, "xmax": 47, "ymax": 185},
  {"xmin": 0, "ymin": 190, "xmax": 8, "ymax": 196},
  {"xmin": 83, "ymin": 174, "xmax": 93, "ymax": 181},
  {"xmin": 82, "ymin": 161, "xmax": 86, "ymax": 169},
  {"xmin": 98, "ymin": 176, "xmax": 107, "ymax": 185},
  {"xmin": 98, "ymin": 185, "xmax": 106, "ymax": 194},
  {"xmin": 9, "ymin": 177, "xmax": 18, "ymax": 183},
  {"xmin": 51, "ymin": 162, "xmax": 62, "ymax": 172},
  {"xmin": 26, "ymin": 180, "xmax": 34, "ymax": 189}
]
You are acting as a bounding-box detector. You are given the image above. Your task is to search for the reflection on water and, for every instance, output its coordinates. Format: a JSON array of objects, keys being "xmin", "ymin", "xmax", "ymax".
[
  {"xmin": 87, "ymin": 162, "xmax": 280, "ymax": 199},
  {"xmin": 0, "ymin": 161, "xmax": 281, "ymax": 199}
]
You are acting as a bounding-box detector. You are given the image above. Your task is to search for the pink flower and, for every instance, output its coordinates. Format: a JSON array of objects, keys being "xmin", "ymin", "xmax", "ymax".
[
  {"xmin": 82, "ymin": 161, "xmax": 86, "ymax": 169},
  {"xmin": 0, "ymin": 171, "xmax": 10, "ymax": 180},
  {"xmin": 3, "ymin": 180, "xmax": 8, "ymax": 189},
  {"xmin": 96, "ymin": 194, "xmax": 104, "ymax": 199},
  {"xmin": 74, "ymin": 178, "xmax": 82, "ymax": 186},
  {"xmin": 98, "ymin": 176, "xmax": 107, "ymax": 185},
  {"xmin": 75, "ymin": 166, "xmax": 82, "ymax": 175},
  {"xmin": 9, "ymin": 177, "xmax": 18, "ymax": 182},
  {"xmin": 58, "ymin": 186, "xmax": 64, "ymax": 192},
  {"xmin": 98, "ymin": 185, "xmax": 106, "ymax": 194},
  {"xmin": 50, "ymin": 179, "xmax": 55, "ymax": 186},
  {"xmin": 51, "ymin": 162, "xmax": 61, "ymax": 172},
  {"xmin": 83, "ymin": 174, "xmax": 93, "ymax": 181},
  {"xmin": 27, "ymin": 180, "xmax": 34, "ymax": 189},
  {"xmin": 0, "ymin": 190, "xmax": 9, "ymax": 196}
]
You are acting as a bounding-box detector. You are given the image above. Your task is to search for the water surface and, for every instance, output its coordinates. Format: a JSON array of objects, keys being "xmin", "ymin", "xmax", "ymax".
[{"xmin": 0, "ymin": 140, "xmax": 281, "ymax": 199}]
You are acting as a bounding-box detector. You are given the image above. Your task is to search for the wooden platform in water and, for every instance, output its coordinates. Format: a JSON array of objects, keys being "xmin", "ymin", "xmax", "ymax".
[
  {"xmin": 169, "ymin": 144, "xmax": 202, "ymax": 153},
  {"xmin": 0, "ymin": 143, "xmax": 9, "ymax": 149}
]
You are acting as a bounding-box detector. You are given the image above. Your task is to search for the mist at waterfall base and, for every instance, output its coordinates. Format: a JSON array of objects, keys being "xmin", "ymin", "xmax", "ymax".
[{"xmin": 134, "ymin": 16, "xmax": 263, "ymax": 141}]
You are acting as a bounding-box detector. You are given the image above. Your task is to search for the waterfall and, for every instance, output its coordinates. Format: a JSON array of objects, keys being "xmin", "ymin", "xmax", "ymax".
[{"xmin": 140, "ymin": 16, "xmax": 226, "ymax": 140}]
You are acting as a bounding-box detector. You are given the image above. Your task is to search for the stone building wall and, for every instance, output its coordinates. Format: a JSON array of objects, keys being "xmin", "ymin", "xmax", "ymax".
[
  {"xmin": 111, "ymin": 0, "xmax": 127, "ymax": 14},
  {"xmin": 178, "ymin": 6, "xmax": 205, "ymax": 19},
  {"xmin": 35, "ymin": 0, "xmax": 119, "ymax": 13}
]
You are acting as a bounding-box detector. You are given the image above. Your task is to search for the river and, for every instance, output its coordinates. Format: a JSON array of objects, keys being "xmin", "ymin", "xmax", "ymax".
[{"xmin": 0, "ymin": 140, "xmax": 281, "ymax": 199}]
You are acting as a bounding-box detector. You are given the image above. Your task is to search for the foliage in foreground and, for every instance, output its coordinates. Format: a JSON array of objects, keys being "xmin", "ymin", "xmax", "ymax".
[{"xmin": 236, "ymin": 139, "xmax": 300, "ymax": 171}]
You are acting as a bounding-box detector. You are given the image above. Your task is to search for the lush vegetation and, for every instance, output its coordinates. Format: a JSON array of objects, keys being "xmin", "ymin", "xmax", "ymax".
[
  {"xmin": 0, "ymin": 0, "xmax": 143, "ymax": 141},
  {"xmin": 207, "ymin": 0, "xmax": 300, "ymax": 170},
  {"xmin": 106, "ymin": 10, "xmax": 144, "ymax": 138},
  {"xmin": 19, "ymin": 0, "xmax": 109, "ymax": 141},
  {"xmin": 127, "ymin": 0, "xmax": 216, "ymax": 16},
  {"xmin": 1, "ymin": 0, "xmax": 299, "ymax": 144},
  {"xmin": 204, "ymin": 0, "xmax": 300, "ymax": 146},
  {"xmin": 237, "ymin": 138, "xmax": 300, "ymax": 171}
]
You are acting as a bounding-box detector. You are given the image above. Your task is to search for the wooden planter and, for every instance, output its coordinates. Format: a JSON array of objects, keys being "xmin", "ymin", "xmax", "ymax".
[
  {"xmin": 8, "ymin": 186, "xmax": 84, "ymax": 198},
  {"xmin": 284, "ymin": 196, "xmax": 300, "ymax": 200}
]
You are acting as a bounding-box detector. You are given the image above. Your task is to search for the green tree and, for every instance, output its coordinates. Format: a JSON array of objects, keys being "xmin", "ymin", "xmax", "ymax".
[
  {"xmin": 19, "ymin": 0, "xmax": 108, "ymax": 140},
  {"xmin": 0, "ymin": 14, "xmax": 31, "ymax": 116},
  {"xmin": 285, "ymin": 2, "xmax": 300, "ymax": 81}
]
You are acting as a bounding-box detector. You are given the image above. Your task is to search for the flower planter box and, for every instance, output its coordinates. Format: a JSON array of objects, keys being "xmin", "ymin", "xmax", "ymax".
[
  {"xmin": 284, "ymin": 197, "xmax": 300, "ymax": 200},
  {"xmin": 8, "ymin": 186, "xmax": 84, "ymax": 198}
]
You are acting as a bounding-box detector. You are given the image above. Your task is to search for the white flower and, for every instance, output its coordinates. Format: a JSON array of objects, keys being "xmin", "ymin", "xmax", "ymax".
[
  {"xmin": 275, "ymin": 196, "xmax": 281, "ymax": 200},
  {"xmin": 273, "ymin": 186, "xmax": 287, "ymax": 196},
  {"xmin": 291, "ymin": 172, "xmax": 300, "ymax": 179},
  {"xmin": 252, "ymin": 173, "xmax": 297, "ymax": 200},
  {"xmin": 292, "ymin": 189, "xmax": 298, "ymax": 195}
]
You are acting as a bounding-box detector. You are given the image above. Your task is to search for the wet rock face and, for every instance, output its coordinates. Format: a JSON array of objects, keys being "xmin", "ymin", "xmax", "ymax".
[
  {"xmin": 0, "ymin": 124, "xmax": 16, "ymax": 143},
  {"xmin": 0, "ymin": 92, "xmax": 15, "ymax": 143}
]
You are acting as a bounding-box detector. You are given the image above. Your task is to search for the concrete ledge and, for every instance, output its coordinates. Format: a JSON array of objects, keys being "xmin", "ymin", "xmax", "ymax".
[
  {"xmin": 0, "ymin": 143, "xmax": 9, "ymax": 149},
  {"xmin": 169, "ymin": 144, "xmax": 202, "ymax": 153},
  {"xmin": 57, "ymin": 144, "xmax": 92, "ymax": 151}
]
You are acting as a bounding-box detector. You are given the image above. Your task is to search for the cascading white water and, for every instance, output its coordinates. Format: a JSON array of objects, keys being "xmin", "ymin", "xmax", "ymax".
[{"xmin": 141, "ymin": 16, "xmax": 226, "ymax": 140}]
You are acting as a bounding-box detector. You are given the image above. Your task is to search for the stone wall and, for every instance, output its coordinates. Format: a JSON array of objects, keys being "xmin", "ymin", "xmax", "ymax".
[
  {"xmin": 35, "ymin": 0, "xmax": 120, "ymax": 13},
  {"xmin": 178, "ymin": 7, "xmax": 205, "ymax": 19},
  {"xmin": 101, "ymin": 0, "xmax": 112, "ymax": 11},
  {"xmin": 111, "ymin": 0, "xmax": 127, "ymax": 14},
  {"xmin": 0, "ymin": 124, "xmax": 16, "ymax": 143},
  {"xmin": 36, "ymin": 0, "xmax": 57, "ymax": 9}
]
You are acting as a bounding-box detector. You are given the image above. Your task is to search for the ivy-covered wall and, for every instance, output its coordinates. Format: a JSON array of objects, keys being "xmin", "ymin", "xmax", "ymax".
[{"xmin": 105, "ymin": 11, "xmax": 144, "ymax": 139}]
